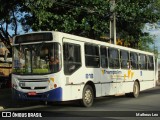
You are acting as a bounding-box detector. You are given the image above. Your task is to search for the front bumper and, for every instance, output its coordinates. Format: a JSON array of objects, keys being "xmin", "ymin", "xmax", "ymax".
[{"xmin": 12, "ymin": 87, "xmax": 62, "ymax": 101}]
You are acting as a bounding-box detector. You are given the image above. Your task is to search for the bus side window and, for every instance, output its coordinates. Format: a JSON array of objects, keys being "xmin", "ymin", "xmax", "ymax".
[
  {"xmin": 85, "ymin": 44, "xmax": 100, "ymax": 68},
  {"xmin": 120, "ymin": 50, "xmax": 129, "ymax": 69},
  {"xmin": 139, "ymin": 54, "xmax": 147, "ymax": 70},
  {"xmin": 130, "ymin": 52, "xmax": 138, "ymax": 69},
  {"xmin": 108, "ymin": 48, "xmax": 119, "ymax": 69},
  {"xmin": 63, "ymin": 43, "xmax": 81, "ymax": 75},
  {"xmin": 100, "ymin": 46, "xmax": 108, "ymax": 68},
  {"xmin": 147, "ymin": 55, "xmax": 154, "ymax": 70}
]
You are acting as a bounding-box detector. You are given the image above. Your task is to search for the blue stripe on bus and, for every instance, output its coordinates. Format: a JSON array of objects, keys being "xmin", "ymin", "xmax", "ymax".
[{"xmin": 12, "ymin": 87, "xmax": 62, "ymax": 101}]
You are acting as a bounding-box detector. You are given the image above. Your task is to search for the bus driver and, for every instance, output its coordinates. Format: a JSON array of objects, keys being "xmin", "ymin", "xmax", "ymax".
[{"xmin": 49, "ymin": 56, "xmax": 59, "ymax": 72}]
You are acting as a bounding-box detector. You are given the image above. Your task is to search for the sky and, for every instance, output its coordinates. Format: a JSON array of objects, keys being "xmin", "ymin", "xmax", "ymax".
[
  {"xmin": 150, "ymin": 30, "xmax": 160, "ymax": 51},
  {"xmin": 8, "ymin": 23, "xmax": 25, "ymax": 36},
  {"xmin": 144, "ymin": 23, "xmax": 160, "ymax": 54}
]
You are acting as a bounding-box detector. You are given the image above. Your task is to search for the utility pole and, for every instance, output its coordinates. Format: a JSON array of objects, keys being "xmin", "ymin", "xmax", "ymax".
[{"xmin": 110, "ymin": 0, "xmax": 116, "ymax": 44}]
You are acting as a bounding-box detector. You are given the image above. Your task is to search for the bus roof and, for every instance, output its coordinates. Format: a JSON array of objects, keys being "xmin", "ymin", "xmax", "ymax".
[
  {"xmin": 14, "ymin": 31, "xmax": 155, "ymax": 56},
  {"xmin": 54, "ymin": 31, "xmax": 154, "ymax": 56}
]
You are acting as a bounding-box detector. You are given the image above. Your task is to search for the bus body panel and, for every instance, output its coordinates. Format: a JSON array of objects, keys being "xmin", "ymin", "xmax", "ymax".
[{"xmin": 12, "ymin": 31, "xmax": 156, "ymax": 104}]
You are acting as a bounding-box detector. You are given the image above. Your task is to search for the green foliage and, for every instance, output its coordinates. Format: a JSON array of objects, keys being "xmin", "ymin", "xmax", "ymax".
[
  {"xmin": 1, "ymin": 0, "xmax": 160, "ymax": 53},
  {"xmin": 138, "ymin": 35, "xmax": 154, "ymax": 51},
  {"xmin": 116, "ymin": 0, "xmax": 160, "ymax": 49},
  {"xmin": 21, "ymin": 0, "xmax": 160, "ymax": 50},
  {"xmin": 138, "ymin": 35, "xmax": 158, "ymax": 57},
  {"xmin": 21, "ymin": 0, "xmax": 110, "ymax": 39}
]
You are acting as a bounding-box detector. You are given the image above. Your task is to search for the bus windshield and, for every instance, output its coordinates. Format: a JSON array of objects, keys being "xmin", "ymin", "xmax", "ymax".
[{"xmin": 13, "ymin": 43, "xmax": 61, "ymax": 74}]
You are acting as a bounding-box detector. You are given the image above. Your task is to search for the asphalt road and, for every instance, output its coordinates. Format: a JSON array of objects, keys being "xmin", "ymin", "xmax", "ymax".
[{"xmin": 0, "ymin": 86, "xmax": 160, "ymax": 119}]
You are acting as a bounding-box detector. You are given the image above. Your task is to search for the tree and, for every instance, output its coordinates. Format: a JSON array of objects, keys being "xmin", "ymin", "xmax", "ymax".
[
  {"xmin": 116, "ymin": 0, "xmax": 160, "ymax": 48},
  {"xmin": 21, "ymin": 0, "xmax": 160, "ymax": 49},
  {"xmin": 1, "ymin": 0, "xmax": 160, "ymax": 52},
  {"xmin": 21, "ymin": 0, "xmax": 110, "ymax": 39},
  {"xmin": 0, "ymin": 0, "xmax": 23, "ymax": 53}
]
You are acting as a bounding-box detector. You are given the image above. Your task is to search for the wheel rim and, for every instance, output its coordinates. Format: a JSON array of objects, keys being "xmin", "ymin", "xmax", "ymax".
[
  {"xmin": 84, "ymin": 89, "xmax": 92, "ymax": 104},
  {"xmin": 134, "ymin": 83, "xmax": 139, "ymax": 96},
  {"xmin": 134, "ymin": 85, "xmax": 137, "ymax": 94}
]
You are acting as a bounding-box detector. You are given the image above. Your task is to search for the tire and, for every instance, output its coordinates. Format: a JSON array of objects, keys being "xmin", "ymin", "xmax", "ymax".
[
  {"xmin": 81, "ymin": 85, "xmax": 94, "ymax": 107},
  {"xmin": 131, "ymin": 81, "xmax": 140, "ymax": 98}
]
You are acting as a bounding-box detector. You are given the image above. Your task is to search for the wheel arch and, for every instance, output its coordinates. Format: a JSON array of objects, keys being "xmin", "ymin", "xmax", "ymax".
[{"xmin": 85, "ymin": 81, "xmax": 96, "ymax": 98}]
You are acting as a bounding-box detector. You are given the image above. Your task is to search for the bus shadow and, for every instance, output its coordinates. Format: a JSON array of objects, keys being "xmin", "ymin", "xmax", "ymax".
[
  {"xmin": 25, "ymin": 86, "xmax": 160, "ymax": 109},
  {"xmin": 141, "ymin": 86, "xmax": 160, "ymax": 94}
]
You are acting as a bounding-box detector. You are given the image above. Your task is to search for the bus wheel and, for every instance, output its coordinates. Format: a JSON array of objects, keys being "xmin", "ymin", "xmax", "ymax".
[
  {"xmin": 81, "ymin": 85, "xmax": 94, "ymax": 107},
  {"xmin": 131, "ymin": 81, "xmax": 140, "ymax": 98}
]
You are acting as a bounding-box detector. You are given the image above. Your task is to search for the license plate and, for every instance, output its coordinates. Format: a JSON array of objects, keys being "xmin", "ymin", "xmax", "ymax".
[
  {"xmin": 19, "ymin": 82, "xmax": 25, "ymax": 87},
  {"xmin": 28, "ymin": 92, "xmax": 37, "ymax": 96}
]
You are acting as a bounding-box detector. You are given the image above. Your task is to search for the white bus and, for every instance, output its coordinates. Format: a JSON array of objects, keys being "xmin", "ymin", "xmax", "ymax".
[{"xmin": 12, "ymin": 31, "xmax": 156, "ymax": 107}]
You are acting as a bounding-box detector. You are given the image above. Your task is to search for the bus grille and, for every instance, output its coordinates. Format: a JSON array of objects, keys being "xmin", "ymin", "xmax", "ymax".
[
  {"xmin": 18, "ymin": 78, "xmax": 49, "ymax": 90},
  {"xmin": 21, "ymin": 87, "xmax": 47, "ymax": 90}
]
